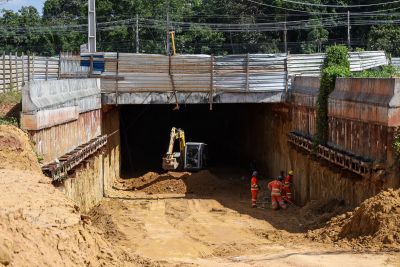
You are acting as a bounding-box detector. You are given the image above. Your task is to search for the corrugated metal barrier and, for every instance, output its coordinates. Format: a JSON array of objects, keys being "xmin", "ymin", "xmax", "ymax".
[
  {"xmin": 0, "ymin": 50, "xmax": 390, "ymax": 95},
  {"xmin": 391, "ymin": 58, "xmax": 400, "ymax": 68},
  {"xmin": 100, "ymin": 51, "xmax": 388, "ymax": 94}
]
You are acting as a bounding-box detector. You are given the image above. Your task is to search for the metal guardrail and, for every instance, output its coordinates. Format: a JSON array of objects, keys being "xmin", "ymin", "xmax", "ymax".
[
  {"xmin": 287, "ymin": 132, "xmax": 372, "ymax": 176},
  {"xmin": 42, "ymin": 135, "xmax": 107, "ymax": 181}
]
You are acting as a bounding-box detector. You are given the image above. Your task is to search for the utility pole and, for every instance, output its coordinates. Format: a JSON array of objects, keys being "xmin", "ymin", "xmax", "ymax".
[
  {"xmin": 166, "ymin": 0, "xmax": 170, "ymax": 55},
  {"xmin": 88, "ymin": 0, "xmax": 96, "ymax": 53},
  {"xmin": 347, "ymin": 10, "xmax": 351, "ymax": 50},
  {"xmin": 136, "ymin": 14, "xmax": 139, "ymax": 53}
]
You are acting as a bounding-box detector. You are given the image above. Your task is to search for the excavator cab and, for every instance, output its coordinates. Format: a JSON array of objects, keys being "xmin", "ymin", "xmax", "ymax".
[
  {"xmin": 184, "ymin": 142, "xmax": 208, "ymax": 171},
  {"xmin": 162, "ymin": 127, "xmax": 207, "ymax": 171}
]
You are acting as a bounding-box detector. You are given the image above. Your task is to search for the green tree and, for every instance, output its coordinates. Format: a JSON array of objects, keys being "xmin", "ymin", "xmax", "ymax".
[{"xmin": 368, "ymin": 25, "xmax": 400, "ymax": 57}]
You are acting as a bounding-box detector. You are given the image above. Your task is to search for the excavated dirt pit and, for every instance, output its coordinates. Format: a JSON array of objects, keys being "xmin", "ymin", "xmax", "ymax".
[
  {"xmin": 2, "ymin": 117, "xmax": 400, "ymax": 266},
  {"xmin": 94, "ymin": 168, "xmax": 400, "ymax": 266}
]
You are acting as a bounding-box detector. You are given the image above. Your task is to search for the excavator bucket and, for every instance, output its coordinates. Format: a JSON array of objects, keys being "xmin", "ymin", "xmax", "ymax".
[{"xmin": 162, "ymin": 156, "xmax": 179, "ymax": 171}]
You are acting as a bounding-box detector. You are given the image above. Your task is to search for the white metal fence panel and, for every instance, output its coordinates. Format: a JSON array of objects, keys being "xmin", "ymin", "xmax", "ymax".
[
  {"xmin": 349, "ymin": 51, "xmax": 388, "ymax": 72},
  {"xmin": 287, "ymin": 53, "xmax": 325, "ymax": 77},
  {"xmin": 391, "ymin": 58, "xmax": 400, "ymax": 68},
  {"xmin": 0, "ymin": 54, "xmax": 31, "ymax": 93},
  {"xmin": 32, "ymin": 56, "xmax": 59, "ymax": 81}
]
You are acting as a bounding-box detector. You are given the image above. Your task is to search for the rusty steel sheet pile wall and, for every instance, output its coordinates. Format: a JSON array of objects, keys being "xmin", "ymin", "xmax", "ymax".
[
  {"xmin": 328, "ymin": 78, "xmax": 400, "ymax": 163},
  {"xmin": 60, "ymin": 151, "xmax": 104, "ymax": 213},
  {"xmin": 101, "ymin": 107, "xmax": 120, "ymax": 193},
  {"xmin": 287, "ymin": 77, "xmax": 399, "ymax": 206},
  {"xmin": 21, "ymin": 79, "xmax": 102, "ymax": 164},
  {"xmin": 237, "ymin": 105, "xmax": 397, "ymax": 206},
  {"xmin": 29, "ymin": 110, "xmax": 101, "ymax": 164},
  {"xmin": 291, "ymin": 76, "xmax": 320, "ymax": 137}
]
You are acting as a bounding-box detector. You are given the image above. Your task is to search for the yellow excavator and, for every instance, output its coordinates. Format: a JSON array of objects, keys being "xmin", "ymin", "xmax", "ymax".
[{"xmin": 162, "ymin": 127, "xmax": 208, "ymax": 171}]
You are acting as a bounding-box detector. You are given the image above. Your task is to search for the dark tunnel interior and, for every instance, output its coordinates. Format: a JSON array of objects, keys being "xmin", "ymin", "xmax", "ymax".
[{"xmin": 119, "ymin": 104, "xmax": 264, "ymax": 177}]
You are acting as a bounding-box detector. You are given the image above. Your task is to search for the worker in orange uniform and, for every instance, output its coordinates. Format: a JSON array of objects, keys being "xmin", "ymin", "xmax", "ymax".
[
  {"xmin": 250, "ymin": 171, "xmax": 259, "ymax": 208},
  {"xmin": 283, "ymin": 170, "xmax": 294, "ymax": 202},
  {"xmin": 268, "ymin": 177, "xmax": 287, "ymax": 210}
]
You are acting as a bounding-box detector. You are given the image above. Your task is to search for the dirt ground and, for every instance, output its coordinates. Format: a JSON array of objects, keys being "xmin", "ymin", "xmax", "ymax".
[{"xmin": 91, "ymin": 170, "xmax": 400, "ymax": 266}]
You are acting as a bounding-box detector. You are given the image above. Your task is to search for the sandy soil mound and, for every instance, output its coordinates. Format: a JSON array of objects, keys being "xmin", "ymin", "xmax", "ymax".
[
  {"xmin": 307, "ymin": 189, "xmax": 400, "ymax": 251},
  {"xmin": 116, "ymin": 170, "xmax": 228, "ymax": 196},
  {"xmin": 0, "ymin": 169, "xmax": 141, "ymax": 267},
  {"xmin": 0, "ymin": 125, "xmax": 41, "ymax": 173}
]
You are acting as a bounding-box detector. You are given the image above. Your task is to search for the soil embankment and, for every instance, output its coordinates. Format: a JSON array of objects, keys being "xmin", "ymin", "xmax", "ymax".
[
  {"xmin": 307, "ymin": 189, "xmax": 400, "ymax": 251},
  {"xmin": 0, "ymin": 126, "xmax": 154, "ymax": 266}
]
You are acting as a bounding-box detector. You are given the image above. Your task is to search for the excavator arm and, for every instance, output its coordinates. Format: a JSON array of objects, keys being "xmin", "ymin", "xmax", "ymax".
[{"xmin": 162, "ymin": 127, "xmax": 185, "ymax": 170}]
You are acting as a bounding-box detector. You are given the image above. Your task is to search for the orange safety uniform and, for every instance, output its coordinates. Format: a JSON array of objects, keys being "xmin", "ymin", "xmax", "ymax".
[
  {"xmin": 250, "ymin": 176, "xmax": 259, "ymax": 207},
  {"xmin": 268, "ymin": 180, "xmax": 287, "ymax": 210},
  {"xmin": 282, "ymin": 175, "xmax": 293, "ymax": 202}
]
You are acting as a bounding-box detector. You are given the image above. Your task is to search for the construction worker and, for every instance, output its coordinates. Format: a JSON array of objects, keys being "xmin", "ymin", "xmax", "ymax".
[
  {"xmin": 268, "ymin": 176, "xmax": 287, "ymax": 210},
  {"xmin": 277, "ymin": 170, "xmax": 285, "ymax": 182},
  {"xmin": 282, "ymin": 170, "xmax": 294, "ymax": 202},
  {"xmin": 250, "ymin": 171, "xmax": 259, "ymax": 208}
]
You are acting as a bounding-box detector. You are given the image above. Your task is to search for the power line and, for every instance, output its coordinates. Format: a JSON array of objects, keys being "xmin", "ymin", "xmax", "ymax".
[
  {"xmin": 247, "ymin": 0, "xmax": 400, "ymax": 15},
  {"xmin": 2, "ymin": 13, "xmax": 400, "ymax": 35},
  {"xmin": 281, "ymin": 0, "xmax": 400, "ymax": 9}
]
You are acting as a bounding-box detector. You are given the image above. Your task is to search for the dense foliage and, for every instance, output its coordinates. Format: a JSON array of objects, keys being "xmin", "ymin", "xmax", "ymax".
[
  {"xmin": 315, "ymin": 45, "xmax": 350, "ymax": 146},
  {"xmin": 0, "ymin": 0, "xmax": 399, "ymax": 56},
  {"xmin": 352, "ymin": 65, "xmax": 400, "ymax": 78}
]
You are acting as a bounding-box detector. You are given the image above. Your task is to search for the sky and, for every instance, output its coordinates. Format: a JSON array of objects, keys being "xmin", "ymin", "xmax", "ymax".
[{"xmin": 1, "ymin": 0, "xmax": 45, "ymax": 14}]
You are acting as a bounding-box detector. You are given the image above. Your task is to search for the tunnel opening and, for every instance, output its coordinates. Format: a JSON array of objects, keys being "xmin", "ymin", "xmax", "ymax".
[{"xmin": 119, "ymin": 103, "xmax": 286, "ymax": 178}]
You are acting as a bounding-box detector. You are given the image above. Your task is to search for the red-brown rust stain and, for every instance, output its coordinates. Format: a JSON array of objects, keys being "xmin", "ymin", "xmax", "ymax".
[
  {"xmin": 388, "ymin": 108, "xmax": 400, "ymax": 127},
  {"xmin": 29, "ymin": 109, "xmax": 102, "ymax": 164}
]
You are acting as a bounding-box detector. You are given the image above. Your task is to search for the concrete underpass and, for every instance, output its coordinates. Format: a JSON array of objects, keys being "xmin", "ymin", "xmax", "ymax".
[{"xmin": 119, "ymin": 104, "xmax": 273, "ymax": 176}]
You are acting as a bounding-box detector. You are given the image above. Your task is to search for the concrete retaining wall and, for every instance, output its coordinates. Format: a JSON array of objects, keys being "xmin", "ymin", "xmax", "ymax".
[
  {"xmin": 22, "ymin": 79, "xmax": 101, "ymax": 114},
  {"xmin": 60, "ymin": 152, "xmax": 104, "ymax": 213},
  {"xmin": 21, "ymin": 79, "xmax": 103, "ymax": 164}
]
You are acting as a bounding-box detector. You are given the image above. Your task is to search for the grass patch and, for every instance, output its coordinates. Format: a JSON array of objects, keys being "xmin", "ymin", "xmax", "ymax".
[
  {"xmin": 352, "ymin": 65, "xmax": 400, "ymax": 78},
  {"xmin": 0, "ymin": 117, "xmax": 18, "ymax": 126},
  {"xmin": 0, "ymin": 91, "xmax": 22, "ymax": 105}
]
